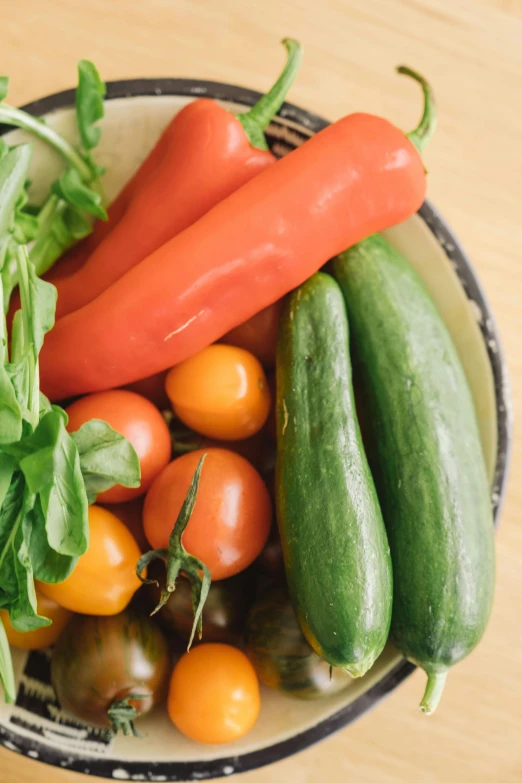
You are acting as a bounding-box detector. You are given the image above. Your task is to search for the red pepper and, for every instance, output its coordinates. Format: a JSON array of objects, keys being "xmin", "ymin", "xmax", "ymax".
[
  {"xmin": 40, "ymin": 68, "xmax": 436, "ymax": 402},
  {"xmin": 42, "ymin": 39, "xmax": 302, "ymax": 320}
]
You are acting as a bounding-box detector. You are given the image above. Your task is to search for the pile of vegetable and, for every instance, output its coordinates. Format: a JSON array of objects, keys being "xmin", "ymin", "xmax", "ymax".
[{"xmin": 0, "ymin": 38, "xmax": 495, "ymax": 745}]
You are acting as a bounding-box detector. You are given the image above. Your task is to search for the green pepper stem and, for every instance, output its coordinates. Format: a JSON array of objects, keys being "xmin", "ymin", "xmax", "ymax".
[
  {"xmin": 0, "ymin": 104, "xmax": 92, "ymax": 181},
  {"xmin": 136, "ymin": 454, "xmax": 211, "ymax": 649},
  {"xmin": 397, "ymin": 66, "xmax": 437, "ymax": 154},
  {"xmin": 237, "ymin": 38, "xmax": 303, "ymax": 151},
  {"xmin": 419, "ymin": 670, "xmax": 447, "ymax": 715}
]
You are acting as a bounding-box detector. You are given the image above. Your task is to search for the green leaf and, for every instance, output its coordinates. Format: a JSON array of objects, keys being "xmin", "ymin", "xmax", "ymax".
[
  {"xmin": 0, "ymin": 477, "xmax": 48, "ymax": 633},
  {"xmin": 76, "ymin": 60, "xmax": 106, "ymax": 152},
  {"xmin": 0, "ymin": 616, "xmax": 16, "ymax": 704},
  {"xmin": 53, "ymin": 167, "xmax": 107, "ymax": 220},
  {"xmin": 0, "ymin": 77, "xmax": 8, "ymax": 103},
  {"xmin": 9, "ymin": 249, "xmax": 56, "ymax": 430},
  {"xmin": 71, "ymin": 419, "xmax": 141, "ymax": 504},
  {"xmin": 0, "ymin": 277, "xmax": 22, "ymax": 444},
  {"xmin": 0, "ymin": 454, "xmax": 15, "ymax": 508},
  {"xmin": 18, "ymin": 410, "xmax": 89, "ymax": 557},
  {"xmin": 0, "ymin": 144, "xmax": 32, "ymax": 237},
  {"xmin": 22, "ymin": 500, "xmax": 77, "ymax": 584}
]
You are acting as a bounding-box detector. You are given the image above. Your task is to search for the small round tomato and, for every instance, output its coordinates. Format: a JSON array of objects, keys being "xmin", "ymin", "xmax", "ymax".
[
  {"xmin": 38, "ymin": 505, "xmax": 142, "ymax": 615},
  {"xmin": 165, "ymin": 345, "xmax": 271, "ymax": 441},
  {"xmin": 0, "ymin": 590, "xmax": 72, "ymax": 650},
  {"xmin": 144, "ymin": 449, "xmax": 271, "ymax": 580},
  {"xmin": 168, "ymin": 643, "xmax": 260, "ymax": 743},
  {"xmin": 52, "ymin": 610, "xmax": 169, "ymax": 732},
  {"xmin": 65, "ymin": 390, "xmax": 172, "ymax": 503},
  {"xmin": 221, "ymin": 300, "xmax": 282, "ymax": 367}
]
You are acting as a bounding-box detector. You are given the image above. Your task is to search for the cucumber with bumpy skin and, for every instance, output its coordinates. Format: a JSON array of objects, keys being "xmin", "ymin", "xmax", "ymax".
[
  {"xmin": 332, "ymin": 235, "xmax": 495, "ymax": 714},
  {"xmin": 276, "ymin": 272, "xmax": 392, "ymax": 677}
]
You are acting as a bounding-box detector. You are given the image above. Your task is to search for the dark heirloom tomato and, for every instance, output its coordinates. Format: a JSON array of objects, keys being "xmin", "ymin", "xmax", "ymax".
[
  {"xmin": 153, "ymin": 571, "xmax": 254, "ymax": 646},
  {"xmin": 51, "ymin": 611, "xmax": 169, "ymax": 735},
  {"xmin": 245, "ymin": 587, "xmax": 353, "ymax": 700},
  {"xmin": 221, "ymin": 299, "xmax": 283, "ymax": 367}
]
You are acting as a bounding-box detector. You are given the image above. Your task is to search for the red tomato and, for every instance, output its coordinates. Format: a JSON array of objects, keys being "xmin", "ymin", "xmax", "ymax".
[
  {"xmin": 66, "ymin": 390, "xmax": 171, "ymax": 503},
  {"xmin": 221, "ymin": 300, "xmax": 282, "ymax": 367},
  {"xmin": 168, "ymin": 643, "xmax": 260, "ymax": 744},
  {"xmin": 143, "ymin": 449, "xmax": 271, "ymax": 580}
]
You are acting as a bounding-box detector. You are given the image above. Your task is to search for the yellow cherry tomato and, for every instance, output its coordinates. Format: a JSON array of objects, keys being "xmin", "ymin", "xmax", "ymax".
[
  {"xmin": 168, "ymin": 643, "xmax": 261, "ymax": 744},
  {"xmin": 165, "ymin": 344, "xmax": 271, "ymax": 441},
  {"xmin": 0, "ymin": 590, "xmax": 72, "ymax": 650},
  {"xmin": 38, "ymin": 505, "xmax": 141, "ymax": 615}
]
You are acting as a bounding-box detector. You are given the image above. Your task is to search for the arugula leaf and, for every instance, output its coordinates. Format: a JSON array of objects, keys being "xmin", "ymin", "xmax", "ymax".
[
  {"xmin": 18, "ymin": 409, "xmax": 89, "ymax": 557},
  {"xmin": 0, "ymin": 145, "xmax": 31, "ymax": 238},
  {"xmin": 0, "ymin": 454, "xmax": 15, "ymax": 508},
  {"xmin": 76, "ymin": 60, "xmax": 106, "ymax": 153},
  {"xmin": 29, "ymin": 197, "xmax": 91, "ymax": 278},
  {"xmin": 0, "ymin": 476, "xmax": 48, "ymax": 633},
  {"xmin": 22, "ymin": 500, "xmax": 77, "ymax": 584},
  {"xmin": 0, "ymin": 76, "xmax": 8, "ymax": 103},
  {"xmin": 0, "ymin": 277, "xmax": 22, "ymax": 444},
  {"xmin": 8, "ymin": 248, "xmax": 56, "ymax": 430},
  {"xmin": 71, "ymin": 419, "xmax": 141, "ymax": 504},
  {"xmin": 53, "ymin": 167, "xmax": 107, "ymax": 220},
  {"xmin": 0, "ymin": 616, "xmax": 15, "ymax": 704}
]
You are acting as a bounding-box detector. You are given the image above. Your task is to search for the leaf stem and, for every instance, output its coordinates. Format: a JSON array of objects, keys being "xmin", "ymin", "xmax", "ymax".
[{"xmin": 0, "ymin": 104, "xmax": 92, "ymax": 181}]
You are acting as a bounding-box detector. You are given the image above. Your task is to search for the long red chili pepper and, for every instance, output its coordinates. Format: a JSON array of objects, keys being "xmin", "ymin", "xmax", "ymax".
[
  {"xmin": 40, "ymin": 39, "xmax": 302, "ymax": 321},
  {"xmin": 40, "ymin": 68, "xmax": 436, "ymax": 402}
]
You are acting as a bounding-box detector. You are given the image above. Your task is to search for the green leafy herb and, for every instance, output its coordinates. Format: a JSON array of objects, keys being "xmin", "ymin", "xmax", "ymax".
[
  {"xmin": 22, "ymin": 502, "xmax": 77, "ymax": 584},
  {"xmin": 0, "ymin": 616, "xmax": 15, "ymax": 704},
  {"xmin": 0, "ymin": 145, "xmax": 31, "ymax": 237},
  {"xmin": 71, "ymin": 419, "xmax": 141, "ymax": 504},
  {"xmin": 76, "ymin": 60, "xmax": 106, "ymax": 154},
  {"xmin": 18, "ymin": 409, "xmax": 89, "ymax": 557},
  {"xmin": 53, "ymin": 167, "xmax": 107, "ymax": 220}
]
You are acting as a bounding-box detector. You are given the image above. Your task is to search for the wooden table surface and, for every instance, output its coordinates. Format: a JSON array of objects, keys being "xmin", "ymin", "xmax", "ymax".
[{"xmin": 3, "ymin": 0, "xmax": 522, "ymax": 781}]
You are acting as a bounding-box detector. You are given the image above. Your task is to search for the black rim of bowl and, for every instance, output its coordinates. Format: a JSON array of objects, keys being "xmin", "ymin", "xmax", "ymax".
[{"xmin": 0, "ymin": 78, "xmax": 513, "ymax": 782}]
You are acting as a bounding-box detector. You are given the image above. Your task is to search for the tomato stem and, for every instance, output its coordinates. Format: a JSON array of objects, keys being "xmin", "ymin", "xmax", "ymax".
[
  {"xmin": 237, "ymin": 38, "xmax": 303, "ymax": 151},
  {"xmin": 397, "ymin": 66, "xmax": 437, "ymax": 154},
  {"xmin": 107, "ymin": 694, "xmax": 147, "ymax": 737},
  {"xmin": 136, "ymin": 454, "xmax": 211, "ymax": 649}
]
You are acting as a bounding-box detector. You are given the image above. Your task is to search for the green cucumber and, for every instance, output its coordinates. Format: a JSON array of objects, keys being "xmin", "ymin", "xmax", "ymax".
[
  {"xmin": 331, "ymin": 235, "xmax": 495, "ymax": 713},
  {"xmin": 275, "ymin": 272, "xmax": 392, "ymax": 677}
]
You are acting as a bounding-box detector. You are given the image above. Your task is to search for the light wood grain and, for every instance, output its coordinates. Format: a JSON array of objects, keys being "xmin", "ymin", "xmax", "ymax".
[{"xmin": 2, "ymin": 0, "xmax": 522, "ymax": 781}]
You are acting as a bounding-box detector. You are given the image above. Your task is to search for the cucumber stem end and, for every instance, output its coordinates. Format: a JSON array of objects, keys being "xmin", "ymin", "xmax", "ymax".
[{"xmin": 419, "ymin": 670, "xmax": 447, "ymax": 715}]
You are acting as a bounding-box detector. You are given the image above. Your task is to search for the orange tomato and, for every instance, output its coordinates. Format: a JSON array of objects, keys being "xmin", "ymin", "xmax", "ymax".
[
  {"xmin": 165, "ymin": 345, "xmax": 271, "ymax": 441},
  {"xmin": 0, "ymin": 591, "xmax": 72, "ymax": 650},
  {"xmin": 221, "ymin": 300, "xmax": 282, "ymax": 367},
  {"xmin": 143, "ymin": 448, "xmax": 271, "ymax": 580},
  {"xmin": 168, "ymin": 643, "xmax": 260, "ymax": 743},
  {"xmin": 38, "ymin": 506, "xmax": 142, "ymax": 615},
  {"xmin": 66, "ymin": 390, "xmax": 172, "ymax": 503}
]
